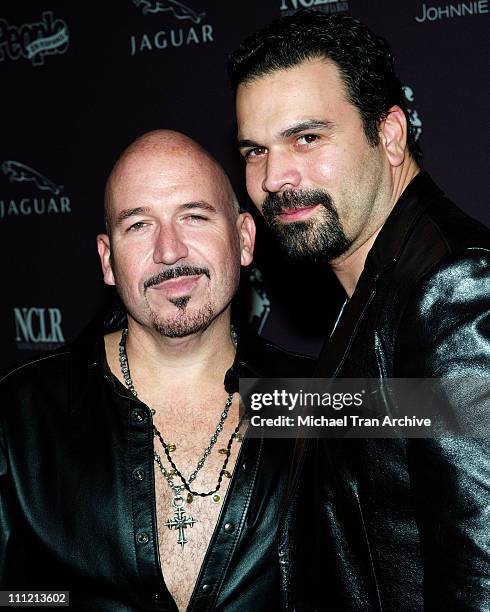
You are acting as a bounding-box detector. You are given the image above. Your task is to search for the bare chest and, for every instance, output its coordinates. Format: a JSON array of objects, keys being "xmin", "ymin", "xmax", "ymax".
[
  {"xmin": 155, "ymin": 479, "xmax": 225, "ymax": 610},
  {"xmin": 152, "ymin": 413, "xmax": 242, "ymax": 611}
]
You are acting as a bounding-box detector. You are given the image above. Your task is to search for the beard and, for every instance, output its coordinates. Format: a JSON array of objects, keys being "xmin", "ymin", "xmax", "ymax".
[
  {"xmin": 148, "ymin": 302, "xmax": 215, "ymax": 338},
  {"xmin": 143, "ymin": 265, "xmax": 215, "ymax": 338},
  {"xmin": 261, "ymin": 189, "xmax": 351, "ymax": 263}
]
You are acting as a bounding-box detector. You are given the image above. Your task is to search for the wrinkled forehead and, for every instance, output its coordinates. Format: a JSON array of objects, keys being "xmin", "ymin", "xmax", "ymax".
[
  {"xmin": 236, "ymin": 59, "xmax": 350, "ymax": 131},
  {"xmin": 106, "ymin": 149, "xmax": 235, "ymax": 219}
]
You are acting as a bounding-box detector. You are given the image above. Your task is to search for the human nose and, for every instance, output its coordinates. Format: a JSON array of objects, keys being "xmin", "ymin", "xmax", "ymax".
[
  {"xmin": 262, "ymin": 149, "xmax": 301, "ymax": 194},
  {"xmin": 153, "ymin": 224, "xmax": 189, "ymax": 265}
]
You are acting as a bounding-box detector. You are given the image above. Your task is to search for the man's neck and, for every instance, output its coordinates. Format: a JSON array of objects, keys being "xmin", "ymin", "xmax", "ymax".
[
  {"xmin": 331, "ymin": 160, "xmax": 420, "ymax": 298},
  {"xmin": 105, "ymin": 312, "xmax": 236, "ymax": 403}
]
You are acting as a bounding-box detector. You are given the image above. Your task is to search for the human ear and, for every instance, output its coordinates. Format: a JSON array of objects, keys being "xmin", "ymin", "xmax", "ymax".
[
  {"xmin": 380, "ymin": 105, "xmax": 407, "ymax": 167},
  {"xmin": 236, "ymin": 212, "xmax": 256, "ymax": 266},
  {"xmin": 97, "ymin": 234, "xmax": 116, "ymax": 286}
]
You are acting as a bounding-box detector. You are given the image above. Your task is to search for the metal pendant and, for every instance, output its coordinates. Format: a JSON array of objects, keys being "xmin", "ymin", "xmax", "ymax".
[{"xmin": 164, "ymin": 494, "xmax": 198, "ymax": 549}]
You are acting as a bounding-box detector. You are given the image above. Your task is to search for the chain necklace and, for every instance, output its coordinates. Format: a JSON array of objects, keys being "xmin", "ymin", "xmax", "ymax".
[{"xmin": 118, "ymin": 328, "xmax": 241, "ymax": 549}]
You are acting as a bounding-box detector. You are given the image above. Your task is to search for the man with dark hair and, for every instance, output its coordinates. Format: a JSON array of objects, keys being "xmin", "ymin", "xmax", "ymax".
[
  {"xmin": 0, "ymin": 130, "xmax": 312, "ymax": 611},
  {"xmin": 229, "ymin": 11, "xmax": 490, "ymax": 611}
]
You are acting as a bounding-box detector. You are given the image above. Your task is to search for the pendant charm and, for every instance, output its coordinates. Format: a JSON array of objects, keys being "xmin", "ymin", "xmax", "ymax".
[{"xmin": 164, "ymin": 494, "xmax": 198, "ymax": 549}]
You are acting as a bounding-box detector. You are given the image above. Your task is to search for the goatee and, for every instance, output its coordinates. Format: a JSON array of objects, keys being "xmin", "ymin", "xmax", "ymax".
[
  {"xmin": 143, "ymin": 264, "xmax": 214, "ymax": 338},
  {"xmin": 262, "ymin": 189, "xmax": 350, "ymax": 263},
  {"xmin": 149, "ymin": 304, "xmax": 214, "ymax": 338}
]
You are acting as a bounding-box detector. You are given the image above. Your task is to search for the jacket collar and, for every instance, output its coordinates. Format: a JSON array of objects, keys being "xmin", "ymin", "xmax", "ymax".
[
  {"xmin": 314, "ymin": 171, "xmax": 444, "ymax": 377},
  {"xmin": 225, "ymin": 331, "xmax": 277, "ymax": 393},
  {"xmin": 363, "ymin": 171, "xmax": 444, "ymax": 276}
]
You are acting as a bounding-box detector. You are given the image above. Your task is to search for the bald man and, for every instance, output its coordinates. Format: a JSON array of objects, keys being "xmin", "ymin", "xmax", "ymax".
[{"xmin": 0, "ymin": 131, "xmax": 312, "ymax": 611}]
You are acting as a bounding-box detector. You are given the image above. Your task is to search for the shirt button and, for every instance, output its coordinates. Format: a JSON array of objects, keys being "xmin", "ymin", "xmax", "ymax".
[
  {"xmin": 136, "ymin": 531, "xmax": 149, "ymax": 544},
  {"xmin": 201, "ymin": 584, "xmax": 212, "ymax": 594},
  {"xmin": 153, "ymin": 592, "xmax": 163, "ymax": 602},
  {"xmin": 133, "ymin": 468, "xmax": 146, "ymax": 481},
  {"xmin": 223, "ymin": 522, "xmax": 235, "ymax": 534},
  {"xmin": 133, "ymin": 408, "xmax": 145, "ymax": 423}
]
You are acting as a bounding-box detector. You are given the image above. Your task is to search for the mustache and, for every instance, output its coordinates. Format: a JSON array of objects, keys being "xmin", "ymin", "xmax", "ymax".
[
  {"xmin": 144, "ymin": 265, "xmax": 210, "ymax": 290},
  {"xmin": 262, "ymin": 189, "xmax": 336, "ymax": 222}
]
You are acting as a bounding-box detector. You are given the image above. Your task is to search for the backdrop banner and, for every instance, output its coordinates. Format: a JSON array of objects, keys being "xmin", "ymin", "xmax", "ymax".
[{"xmin": 1, "ymin": 0, "xmax": 488, "ymax": 373}]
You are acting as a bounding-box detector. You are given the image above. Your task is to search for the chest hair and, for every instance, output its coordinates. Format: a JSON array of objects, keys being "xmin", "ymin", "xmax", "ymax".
[{"xmin": 151, "ymin": 396, "xmax": 242, "ymax": 611}]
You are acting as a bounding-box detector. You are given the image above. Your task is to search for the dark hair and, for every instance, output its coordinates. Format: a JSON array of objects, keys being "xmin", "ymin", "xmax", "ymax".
[{"xmin": 228, "ymin": 11, "xmax": 421, "ymax": 162}]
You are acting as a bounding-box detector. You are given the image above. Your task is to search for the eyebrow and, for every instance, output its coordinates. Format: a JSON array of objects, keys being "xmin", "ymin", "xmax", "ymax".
[
  {"xmin": 237, "ymin": 119, "xmax": 333, "ymax": 149},
  {"xmin": 179, "ymin": 201, "xmax": 217, "ymax": 213},
  {"xmin": 237, "ymin": 138, "xmax": 260, "ymax": 150},
  {"xmin": 280, "ymin": 119, "xmax": 333, "ymax": 138},
  {"xmin": 115, "ymin": 206, "xmax": 150, "ymax": 225}
]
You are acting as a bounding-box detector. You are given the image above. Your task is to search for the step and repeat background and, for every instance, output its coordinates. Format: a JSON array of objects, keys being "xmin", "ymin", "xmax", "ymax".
[{"xmin": 1, "ymin": 0, "xmax": 488, "ymax": 373}]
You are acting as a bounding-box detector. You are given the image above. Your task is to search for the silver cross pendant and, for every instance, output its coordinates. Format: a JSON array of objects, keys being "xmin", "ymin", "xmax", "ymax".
[{"xmin": 164, "ymin": 494, "xmax": 198, "ymax": 549}]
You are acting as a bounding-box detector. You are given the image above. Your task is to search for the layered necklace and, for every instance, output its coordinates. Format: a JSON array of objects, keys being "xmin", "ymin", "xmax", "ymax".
[{"xmin": 119, "ymin": 328, "xmax": 242, "ymax": 549}]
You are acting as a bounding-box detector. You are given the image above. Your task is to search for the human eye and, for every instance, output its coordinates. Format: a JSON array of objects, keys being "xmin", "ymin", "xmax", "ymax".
[
  {"xmin": 242, "ymin": 146, "xmax": 267, "ymax": 161},
  {"xmin": 296, "ymin": 134, "xmax": 320, "ymax": 146},
  {"xmin": 183, "ymin": 213, "xmax": 209, "ymax": 225},
  {"xmin": 187, "ymin": 214, "xmax": 207, "ymax": 222},
  {"xmin": 126, "ymin": 221, "xmax": 147, "ymax": 232}
]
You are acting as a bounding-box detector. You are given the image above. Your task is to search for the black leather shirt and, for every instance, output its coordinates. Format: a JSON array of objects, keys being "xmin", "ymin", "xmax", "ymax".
[{"xmin": 0, "ymin": 331, "xmax": 312, "ymax": 611}]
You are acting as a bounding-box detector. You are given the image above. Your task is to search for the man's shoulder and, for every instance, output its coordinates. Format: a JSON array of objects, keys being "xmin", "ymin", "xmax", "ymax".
[
  {"xmin": 421, "ymin": 190, "xmax": 490, "ymax": 255},
  {"xmin": 391, "ymin": 173, "xmax": 490, "ymax": 285},
  {"xmin": 0, "ymin": 350, "xmax": 73, "ymax": 430},
  {"xmin": 408, "ymin": 201, "xmax": 490, "ymax": 299},
  {"xmin": 0, "ymin": 349, "xmax": 72, "ymax": 390},
  {"xmin": 0, "ymin": 331, "xmax": 101, "ymax": 399},
  {"xmin": 393, "ymin": 189, "xmax": 490, "ymax": 375},
  {"xmin": 0, "ymin": 332, "xmax": 108, "ymax": 437}
]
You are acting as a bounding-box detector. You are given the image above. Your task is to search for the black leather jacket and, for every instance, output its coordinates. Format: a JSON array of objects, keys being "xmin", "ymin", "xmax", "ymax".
[
  {"xmin": 281, "ymin": 172, "xmax": 490, "ymax": 611},
  {"xmin": 0, "ymin": 330, "xmax": 312, "ymax": 611}
]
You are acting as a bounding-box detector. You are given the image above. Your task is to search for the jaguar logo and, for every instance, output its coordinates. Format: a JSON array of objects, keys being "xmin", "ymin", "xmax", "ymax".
[
  {"xmin": 1, "ymin": 161, "xmax": 63, "ymax": 195},
  {"xmin": 132, "ymin": 0, "xmax": 205, "ymax": 23}
]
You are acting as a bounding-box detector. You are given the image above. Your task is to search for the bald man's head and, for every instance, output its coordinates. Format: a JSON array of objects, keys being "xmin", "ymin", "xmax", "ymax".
[
  {"xmin": 97, "ymin": 129, "xmax": 255, "ymax": 340},
  {"xmin": 104, "ymin": 130, "xmax": 239, "ymax": 234}
]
